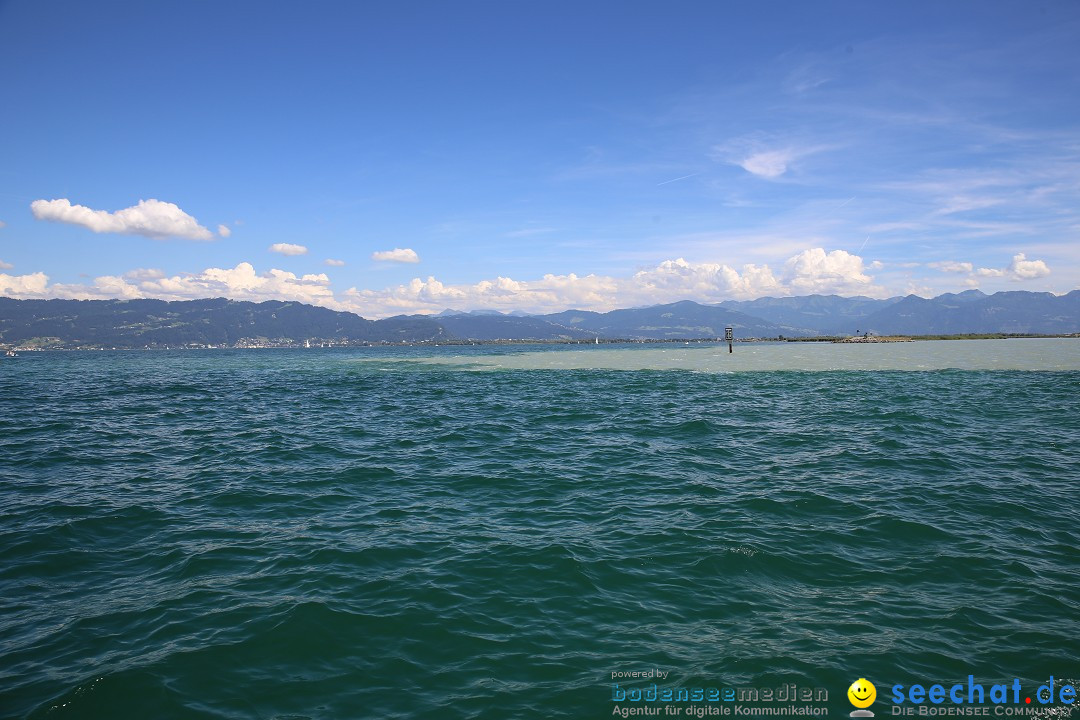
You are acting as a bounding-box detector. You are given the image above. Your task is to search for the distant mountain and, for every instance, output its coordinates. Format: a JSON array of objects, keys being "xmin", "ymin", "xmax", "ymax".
[
  {"xmin": 435, "ymin": 308, "xmax": 506, "ymax": 317},
  {"xmin": 426, "ymin": 302, "xmax": 798, "ymax": 341},
  {"xmin": 714, "ymin": 294, "xmax": 904, "ymax": 335},
  {"xmin": 936, "ymin": 289, "xmax": 991, "ymax": 303},
  {"xmin": 2, "ymin": 290, "xmax": 1078, "ymax": 349},
  {"xmin": 0, "ymin": 298, "xmax": 447, "ymax": 347},
  {"xmin": 434, "ymin": 314, "xmax": 595, "ymax": 341},
  {"xmin": 537, "ymin": 300, "xmax": 802, "ymax": 339},
  {"xmin": 859, "ymin": 290, "xmax": 1080, "ymax": 335}
]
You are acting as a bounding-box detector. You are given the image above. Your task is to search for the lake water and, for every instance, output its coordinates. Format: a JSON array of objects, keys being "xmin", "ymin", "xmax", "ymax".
[{"xmin": 1, "ymin": 340, "xmax": 1077, "ymax": 719}]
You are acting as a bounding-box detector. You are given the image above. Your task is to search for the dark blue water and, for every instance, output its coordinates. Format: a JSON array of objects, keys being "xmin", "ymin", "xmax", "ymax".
[{"xmin": 1, "ymin": 346, "xmax": 1077, "ymax": 719}]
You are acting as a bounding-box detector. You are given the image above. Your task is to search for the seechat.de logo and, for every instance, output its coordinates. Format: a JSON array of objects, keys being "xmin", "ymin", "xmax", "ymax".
[{"xmin": 849, "ymin": 678, "xmax": 877, "ymax": 718}]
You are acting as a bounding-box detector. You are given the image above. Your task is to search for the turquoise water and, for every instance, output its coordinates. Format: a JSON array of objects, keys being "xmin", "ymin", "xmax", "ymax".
[{"xmin": 1, "ymin": 342, "xmax": 1078, "ymax": 719}]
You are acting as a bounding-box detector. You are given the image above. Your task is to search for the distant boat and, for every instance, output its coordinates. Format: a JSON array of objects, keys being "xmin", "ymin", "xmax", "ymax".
[{"xmin": 4, "ymin": 350, "xmax": 16, "ymax": 358}]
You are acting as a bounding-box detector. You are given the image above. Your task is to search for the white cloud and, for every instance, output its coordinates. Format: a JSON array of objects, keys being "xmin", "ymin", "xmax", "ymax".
[
  {"xmin": 739, "ymin": 149, "xmax": 798, "ymax": 179},
  {"xmin": 137, "ymin": 263, "xmax": 333, "ymax": 303},
  {"xmin": 975, "ymin": 253, "xmax": 1050, "ymax": 280},
  {"xmin": 929, "ymin": 261, "xmax": 974, "ymax": 273},
  {"xmin": 781, "ymin": 248, "xmax": 880, "ymax": 295},
  {"xmin": 30, "ymin": 198, "xmax": 213, "ymax": 240},
  {"xmin": 324, "ymin": 258, "xmax": 346, "ymax": 266},
  {"xmin": 632, "ymin": 258, "xmax": 782, "ymax": 300},
  {"xmin": 64, "ymin": 274, "xmax": 146, "ymax": 299},
  {"xmin": 217, "ymin": 224, "xmax": 232, "ymax": 238},
  {"xmin": 123, "ymin": 268, "xmax": 166, "ymax": 280},
  {"xmin": 0, "ymin": 248, "xmax": 919, "ymax": 319},
  {"xmin": 34, "ymin": 263, "xmax": 336, "ymax": 306},
  {"xmin": 372, "ymin": 248, "xmax": 420, "ymax": 263},
  {"xmin": 269, "ymin": 243, "xmax": 308, "ymax": 256},
  {"xmin": 343, "ymin": 273, "xmax": 611, "ymax": 317},
  {"xmin": 1007, "ymin": 252, "xmax": 1050, "ymax": 279},
  {"xmin": 0, "ymin": 271, "xmax": 49, "ymax": 296},
  {"xmin": 713, "ymin": 137, "xmax": 829, "ymax": 180},
  {"xmin": 341, "ymin": 248, "xmax": 880, "ymax": 318},
  {"xmin": 0, "ymin": 259, "xmax": 12, "ymax": 270},
  {"xmin": 1, "ymin": 248, "xmax": 883, "ymax": 318}
]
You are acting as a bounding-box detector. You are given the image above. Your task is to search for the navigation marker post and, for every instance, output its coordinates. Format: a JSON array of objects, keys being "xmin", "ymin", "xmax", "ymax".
[{"xmin": 725, "ymin": 326, "xmax": 733, "ymax": 354}]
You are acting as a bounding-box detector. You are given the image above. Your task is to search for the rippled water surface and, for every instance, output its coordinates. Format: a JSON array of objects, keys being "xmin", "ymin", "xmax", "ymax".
[{"xmin": 1, "ymin": 342, "xmax": 1078, "ymax": 719}]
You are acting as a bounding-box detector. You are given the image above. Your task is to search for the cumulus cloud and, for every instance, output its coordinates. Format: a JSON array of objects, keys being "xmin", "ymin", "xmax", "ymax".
[
  {"xmin": 1007, "ymin": 253, "xmax": 1050, "ymax": 279},
  {"xmin": 34, "ymin": 263, "xmax": 336, "ymax": 305},
  {"xmin": 781, "ymin": 248, "xmax": 879, "ymax": 294},
  {"xmin": 136, "ymin": 263, "xmax": 333, "ymax": 303},
  {"xmin": 372, "ymin": 248, "xmax": 420, "ymax": 263},
  {"xmin": 269, "ymin": 243, "xmax": 308, "ymax": 256},
  {"xmin": 217, "ymin": 224, "xmax": 232, "ymax": 238},
  {"xmin": 0, "ymin": 259, "xmax": 12, "ymax": 270},
  {"xmin": 0, "ymin": 248, "xmax": 887, "ymax": 319},
  {"xmin": 340, "ymin": 248, "xmax": 880, "ymax": 318},
  {"xmin": 976, "ymin": 253, "xmax": 1050, "ymax": 280},
  {"xmin": 30, "ymin": 198, "xmax": 214, "ymax": 240},
  {"xmin": 929, "ymin": 261, "xmax": 974, "ymax": 273},
  {"xmin": 633, "ymin": 258, "xmax": 782, "ymax": 300},
  {"xmin": 0, "ymin": 271, "xmax": 49, "ymax": 296},
  {"xmin": 324, "ymin": 258, "xmax": 346, "ymax": 266},
  {"xmin": 343, "ymin": 273, "xmax": 614, "ymax": 317}
]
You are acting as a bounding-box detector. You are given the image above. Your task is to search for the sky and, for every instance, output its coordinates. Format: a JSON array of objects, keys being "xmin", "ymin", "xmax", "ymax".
[{"xmin": 1, "ymin": 0, "xmax": 1078, "ymax": 318}]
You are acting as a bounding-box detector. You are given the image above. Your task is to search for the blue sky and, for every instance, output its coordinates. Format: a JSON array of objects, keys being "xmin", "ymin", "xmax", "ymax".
[{"xmin": 1, "ymin": 0, "xmax": 1078, "ymax": 317}]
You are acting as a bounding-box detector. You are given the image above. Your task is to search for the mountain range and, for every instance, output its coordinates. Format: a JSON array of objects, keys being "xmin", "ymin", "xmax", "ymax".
[{"xmin": 1, "ymin": 289, "xmax": 1078, "ymax": 348}]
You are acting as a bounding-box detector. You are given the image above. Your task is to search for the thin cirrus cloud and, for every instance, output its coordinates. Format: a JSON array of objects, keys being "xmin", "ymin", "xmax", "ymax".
[
  {"xmin": 30, "ymin": 198, "xmax": 215, "ymax": 240},
  {"xmin": 739, "ymin": 149, "xmax": 800, "ymax": 179},
  {"xmin": 269, "ymin": 243, "xmax": 308, "ymax": 256},
  {"xmin": 123, "ymin": 268, "xmax": 166, "ymax": 280},
  {"xmin": 504, "ymin": 227, "xmax": 557, "ymax": 238},
  {"xmin": 324, "ymin": 259, "xmax": 346, "ymax": 266},
  {"xmin": 371, "ymin": 248, "xmax": 420, "ymax": 263},
  {"xmin": 712, "ymin": 135, "xmax": 830, "ymax": 180},
  {"xmin": 928, "ymin": 261, "xmax": 975, "ymax": 274}
]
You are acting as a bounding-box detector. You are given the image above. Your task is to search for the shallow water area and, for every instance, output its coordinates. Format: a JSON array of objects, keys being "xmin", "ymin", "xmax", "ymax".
[{"xmin": 375, "ymin": 338, "xmax": 1080, "ymax": 372}]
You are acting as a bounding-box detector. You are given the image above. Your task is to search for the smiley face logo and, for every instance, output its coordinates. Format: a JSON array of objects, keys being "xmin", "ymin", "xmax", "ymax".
[{"xmin": 848, "ymin": 678, "xmax": 877, "ymax": 709}]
